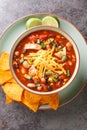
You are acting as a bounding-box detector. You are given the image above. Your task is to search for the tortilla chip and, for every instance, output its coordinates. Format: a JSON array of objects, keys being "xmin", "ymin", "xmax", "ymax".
[
  {"xmin": 5, "ymin": 95, "xmax": 13, "ymax": 104},
  {"xmin": 7, "ymin": 78, "xmax": 18, "ymax": 83},
  {"xmin": 0, "ymin": 70, "xmax": 13, "ymax": 85},
  {"xmin": 40, "ymin": 94, "xmax": 59, "ymax": 110},
  {"xmin": 23, "ymin": 90, "xmax": 41, "ymax": 104},
  {"xmin": 0, "ymin": 52, "xmax": 9, "ymax": 70},
  {"xmin": 3, "ymin": 82, "xmax": 23, "ymax": 101},
  {"xmin": 48, "ymin": 94, "xmax": 59, "ymax": 110},
  {"xmin": 23, "ymin": 100, "xmax": 39, "ymax": 112},
  {"xmin": 22, "ymin": 96, "xmax": 39, "ymax": 112},
  {"xmin": 22, "ymin": 90, "xmax": 41, "ymax": 112}
]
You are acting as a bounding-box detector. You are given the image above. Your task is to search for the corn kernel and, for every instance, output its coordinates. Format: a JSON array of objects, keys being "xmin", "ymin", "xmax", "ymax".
[
  {"xmin": 50, "ymin": 83, "xmax": 53, "ymax": 86},
  {"xmin": 50, "ymin": 38, "xmax": 54, "ymax": 42},
  {"xmin": 48, "ymin": 78, "xmax": 53, "ymax": 82},
  {"xmin": 72, "ymin": 55, "xmax": 75, "ymax": 58},
  {"xmin": 21, "ymin": 54, "xmax": 24, "ymax": 58},
  {"xmin": 56, "ymin": 35, "xmax": 60, "ymax": 38},
  {"xmin": 64, "ymin": 79, "xmax": 68, "ymax": 82},
  {"xmin": 24, "ymin": 74, "xmax": 27, "ymax": 78}
]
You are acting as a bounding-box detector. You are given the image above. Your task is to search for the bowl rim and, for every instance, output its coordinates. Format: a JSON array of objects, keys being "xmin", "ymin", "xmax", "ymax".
[{"xmin": 9, "ymin": 25, "xmax": 80, "ymax": 95}]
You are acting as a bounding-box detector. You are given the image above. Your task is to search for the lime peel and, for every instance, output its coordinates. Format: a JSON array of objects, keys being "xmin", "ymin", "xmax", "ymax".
[
  {"xmin": 26, "ymin": 18, "xmax": 42, "ymax": 29},
  {"xmin": 42, "ymin": 16, "xmax": 59, "ymax": 28}
]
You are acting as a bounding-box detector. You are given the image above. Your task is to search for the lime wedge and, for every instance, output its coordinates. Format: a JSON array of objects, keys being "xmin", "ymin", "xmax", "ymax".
[
  {"xmin": 42, "ymin": 16, "xmax": 59, "ymax": 27},
  {"xmin": 26, "ymin": 18, "xmax": 42, "ymax": 29}
]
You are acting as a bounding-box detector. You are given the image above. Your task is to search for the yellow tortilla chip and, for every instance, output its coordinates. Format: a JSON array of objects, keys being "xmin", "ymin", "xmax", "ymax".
[
  {"xmin": 0, "ymin": 70, "xmax": 13, "ymax": 85},
  {"xmin": 2, "ymin": 82, "xmax": 23, "ymax": 101},
  {"xmin": 0, "ymin": 52, "xmax": 9, "ymax": 70},
  {"xmin": 22, "ymin": 90, "xmax": 41, "ymax": 112},
  {"xmin": 5, "ymin": 95, "xmax": 13, "ymax": 104},
  {"xmin": 7, "ymin": 78, "xmax": 18, "ymax": 83},
  {"xmin": 22, "ymin": 96, "xmax": 39, "ymax": 112},
  {"xmin": 40, "ymin": 94, "xmax": 59, "ymax": 110},
  {"xmin": 23, "ymin": 100, "xmax": 39, "ymax": 112},
  {"xmin": 48, "ymin": 94, "xmax": 59, "ymax": 110},
  {"xmin": 23, "ymin": 90, "xmax": 41, "ymax": 104}
]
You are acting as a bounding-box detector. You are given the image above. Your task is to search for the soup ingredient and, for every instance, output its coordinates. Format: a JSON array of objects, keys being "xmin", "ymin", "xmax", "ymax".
[
  {"xmin": 42, "ymin": 16, "xmax": 59, "ymax": 27},
  {"xmin": 19, "ymin": 58, "xmax": 24, "ymax": 64},
  {"xmin": 28, "ymin": 48, "xmax": 66, "ymax": 78},
  {"xmin": 54, "ymin": 47, "xmax": 66, "ymax": 58},
  {"xmin": 23, "ymin": 60, "xmax": 30, "ymax": 68},
  {"xmin": 24, "ymin": 43, "xmax": 41, "ymax": 50},
  {"xmin": 41, "ymin": 77, "xmax": 46, "ymax": 83},
  {"xmin": 47, "ymin": 85, "xmax": 52, "ymax": 91},
  {"xmin": 15, "ymin": 51, "xmax": 19, "ymax": 56},
  {"xmin": 62, "ymin": 55, "xmax": 67, "ymax": 62},
  {"xmin": 24, "ymin": 74, "xmax": 32, "ymax": 80},
  {"xmin": 54, "ymin": 73, "xmax": 59, "ymax": 79},
  {"xmin": 67, "ymin": 70, "xmax": 71, "ymax": 77},
  {"xmin": 36, "ymin": 84, "xmax": 42, "ymax": 91},
  {"xmin": 41, "ymin": 42, "xmax": 46, "ymax": 49},
  {"xmin": 26, "ymin": 18, "xmax": 42, "ymax": 29},
  {"xmin": 29, "ymin": 66, "xmax": 38, "ymax": 77},
  {"xmin": 66, "ymin": 42, "xmax": 72, "ymax": 51},
  {"xmin": 45, "ymin": 70, "xmax": 52, "ymax": 76},
  {"xmin": 27, "ymin": 83, "xmax": 36, "ymax": 88}
]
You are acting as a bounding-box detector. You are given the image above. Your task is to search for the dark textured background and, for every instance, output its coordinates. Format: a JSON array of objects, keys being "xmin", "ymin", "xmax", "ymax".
[{"xmin": 0, "ymin": 0, "xmax": 87, "ymax": 130}]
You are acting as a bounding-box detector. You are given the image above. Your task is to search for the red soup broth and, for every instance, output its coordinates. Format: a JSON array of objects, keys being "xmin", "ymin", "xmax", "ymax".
[{"xmin": 13, "ymin": 30, "xmax": 76, "ymax": 92}]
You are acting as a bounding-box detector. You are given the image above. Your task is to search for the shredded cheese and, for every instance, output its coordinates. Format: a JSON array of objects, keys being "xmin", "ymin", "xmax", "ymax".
[{"xmin": 27, "ymin": 48, "xmax": 66, "ymax": 78}]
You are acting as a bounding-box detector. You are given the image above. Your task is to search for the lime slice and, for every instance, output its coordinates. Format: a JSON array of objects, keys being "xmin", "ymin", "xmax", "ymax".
[
  {"xmin": 26, "ymin": 18, "xmax": 42, "ymax": 29},
  {"xmin": 42, "ymin": 16, "xmax": 59, "ymax": 27}
]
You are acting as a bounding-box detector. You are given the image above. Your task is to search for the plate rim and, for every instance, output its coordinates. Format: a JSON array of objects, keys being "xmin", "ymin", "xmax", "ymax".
[{"xmin": 0, "ymin": 13, "xmax": 87, "ymax": 110}]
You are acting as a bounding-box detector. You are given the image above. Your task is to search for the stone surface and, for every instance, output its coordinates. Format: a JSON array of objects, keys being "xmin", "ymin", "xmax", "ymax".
[{"xmin": 0, "ymin": 0, "xmax": 87, "ymax": 130}]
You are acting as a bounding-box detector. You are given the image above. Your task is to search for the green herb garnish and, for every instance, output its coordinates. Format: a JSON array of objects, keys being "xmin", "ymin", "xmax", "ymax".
[
  {"xmin": 45, "ymin": 70, "xmax": 52, "ymax": 76},
  {"xmin": 62, "ymin": 55, "xmax": 67, "ymax": 62},
  {"xmin": 67, "ymin": 70, "xmax": 70, "ymax": 77}
]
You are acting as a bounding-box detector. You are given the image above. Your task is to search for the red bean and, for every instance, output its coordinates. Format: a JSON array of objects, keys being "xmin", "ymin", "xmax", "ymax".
[
  {"xmin": 47, "ymin": 86, "xmax": 52, "ymax": 91},
  {"xmin": 41, "ymin": 84, "xmax": 47, "ymax": 91}
]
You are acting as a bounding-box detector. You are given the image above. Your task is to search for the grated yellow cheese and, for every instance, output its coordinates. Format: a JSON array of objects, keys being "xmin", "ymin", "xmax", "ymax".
[{"xmin": 27, "ymin": 48, "xmax": 66, "ymax": 78}]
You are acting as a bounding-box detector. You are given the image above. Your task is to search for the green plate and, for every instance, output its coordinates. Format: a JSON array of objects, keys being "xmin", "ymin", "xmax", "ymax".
[{"xmin": 0, "ymin": 13, "xmax": 87, "ymax": 110}]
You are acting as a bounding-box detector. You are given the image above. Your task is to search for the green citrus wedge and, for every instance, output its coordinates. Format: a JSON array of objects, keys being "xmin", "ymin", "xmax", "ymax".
[
  {"xmin": 26, "ymin": 18, "xmax": 42, "ymax": 29},
  {"xmin": 42, "ymin": 16, "xmax": 59, "ymax": 27}
]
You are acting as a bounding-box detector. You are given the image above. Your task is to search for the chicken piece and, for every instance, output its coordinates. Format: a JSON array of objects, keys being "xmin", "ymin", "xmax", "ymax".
[
  {"xmin": 28, "ymin": 65, "xmax": 38, "ymax": 77},
  {"xmin": 24, "ymin": 43, "xmax": 41, "ymax": 50},
  {"xmin": 54, "ymin": 47, "xmax": 66, "ymax": 58}
]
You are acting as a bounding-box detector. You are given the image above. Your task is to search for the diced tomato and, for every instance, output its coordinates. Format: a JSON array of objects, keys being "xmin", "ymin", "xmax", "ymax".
[
  {"xmin": 39, "ymin": 34, "xmax": 47, "ymax": 40},
  {"xmin": 55, "ymin": 81, "xmax": 62, "ymax": 88},
  {"xmin": 28, "ymin": 35, "xmax": 38, "ymax": 42},
  {"xmin": 41, "ymin": 84, "xmax": 47, "ymax": 91},
  {"xmin": 59, "ymin": 74, "xmax": 66, "ymax": 80},
  {"xmin": 66, "ymin": 42, "xmax": 72, "ymax": 51}
]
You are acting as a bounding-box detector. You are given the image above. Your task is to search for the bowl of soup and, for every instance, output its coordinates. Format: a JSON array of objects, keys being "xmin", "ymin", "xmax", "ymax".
[{"xmin": 9, "ymin": 26, "xmax": 80, "ymax": 95}]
